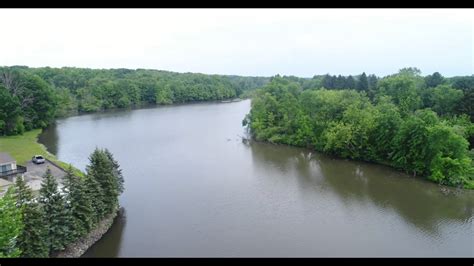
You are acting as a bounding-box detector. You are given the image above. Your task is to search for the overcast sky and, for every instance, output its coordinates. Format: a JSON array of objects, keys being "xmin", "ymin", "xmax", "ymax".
[{"xmin": 0, "ymin": 9, "xmax": 472, "ymax": 77}]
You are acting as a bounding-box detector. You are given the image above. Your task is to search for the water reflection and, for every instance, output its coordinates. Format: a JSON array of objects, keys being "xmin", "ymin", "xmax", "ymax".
[
  {"xmin": 248, "ymin": 141, "xmax": 474, "ymax": 236},
  {"xmin": 38, "ymin": 122, "xmax": 59, "ymax": 155},
  {"xmin": 82, "ymin": 208, "xmax": 127, "ymax": 257}
]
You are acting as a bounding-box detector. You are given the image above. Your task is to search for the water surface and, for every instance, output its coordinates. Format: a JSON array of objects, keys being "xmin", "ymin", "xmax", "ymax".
[{"xmin": 39, "ymin": 100, "xmax": 474, "ymax": 257}]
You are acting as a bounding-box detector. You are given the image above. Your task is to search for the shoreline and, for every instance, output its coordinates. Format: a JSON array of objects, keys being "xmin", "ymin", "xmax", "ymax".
[
  {"xmin": 53, "ymin": 207, "xmax": 122, "ymax": 258},
  {"xmin": 0, "ymin": 129, "xmax": 83, "ymax": 176},
  {"xmin": 247, "ymin": 137, "xmax": 472, "ymax": 192},
  {"xmin": 55, "ymin": 97, "xmax": 247, "ymax": 120},
  {"xmin": 0, "ymin": 129, "xmax": 119, "ymax": 257}
]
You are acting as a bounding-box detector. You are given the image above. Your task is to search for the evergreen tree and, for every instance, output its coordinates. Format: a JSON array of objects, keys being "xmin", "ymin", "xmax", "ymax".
[
  {"xmin": 104, "ymin": 149, "xmax": 125, "ymax": 194},
  {"xmin": 14, "ymin": 176, "xmax": 33, "ymax": 207},
  {"xmin": 0, "ymin": 187, "xmax": 22, "ymax": 258},
  {"xmin": 346, "ymin": 75, "xmax": 356, "ymax": 90},
  {"xmin": 368, "ymin": 74, "xmax": 378, "ymax": 89},
  {"xmin": 451, "ymin": 76, "xmax": 474, "ymax": 122},
  {"xmin": 84, "ymin": 173, "xmax": 106, "ymax": 223},
  {"xmin": 357, "ymin": 72, "xmax": 369, "ymax": 92},
  {"xmin": 335, "ymin": 75, "xmax": 346, "ymax": 89},
  {"xmin": 86, "ymin": 148, "xmax": 119, "ymax": 215},
  {"xmin": 38, "ymin": 168, "xmax": 72, "ymax": 252},
  {"xmin": 367, "ymin": 74, "xmax": 379, "ymax": 100},
  {"xmin": 321, "ymin": 74, "xmax": 333, "ymax": 89},
  {"xmin": 62, "ymin": 166, "xmax": 94, "ymax": 240},
  {"xmin": 13, "ymin": 177, "xmax": 49, "ymax": 258}
]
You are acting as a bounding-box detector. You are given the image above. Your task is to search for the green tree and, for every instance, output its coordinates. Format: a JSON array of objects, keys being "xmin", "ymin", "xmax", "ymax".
[
  {"xmin": 398, "ymin": 67, "xmax": 422, "ymax": 76},
  {"xmin": 156, "ymin": 84, "xmax": 173, "ymax": 104},
  {"xmin": 322, "ymin": 74, "xmax": 335, "ymax": 89},
  {"xmin": 357, "ymin": 72, "xmax": 369, "ymax": 92},
  {"xmin": 76, "ymin": 87, "xmax": 101, "ymax": 113},
  {"xmin": 62, "ymin": 166, "xmax": 94, "ymax": 240},
  {"xmin": 54, "ymin": 88, "xmax": 78, "ymax": 117},
  {"xmin": 335, "ymin": 75, "xmax": 346, "ymax": 89},
  {"xmin": 346, "ymin": 75, "xmax": 356, "ymax": 90},
  {"xmin": 341, "ymin": 102, "xmax": 378, "ymax": 160},
  {"xmin": 424, "ymin": 72, "xmax": 444, "ymax": 88},
  {"xmin": 104, "ymin": 149, "xmax": 125, "ymax": 194},
  {"xmin": 17, "ymin": 73, "xmax": 57, "ymax": 130},
  {"xmin": 430, "ymin": 84, "xmax": 463, "ymax": 116},
  {"xmin": 0, "ymin": 187, "xmax": 23, "ymax": 258},
  {"xmin": 371, "ymin": 97, "xmax": 402, "ymax": 161},
  {"xmin": 14, "ymin": 177, "xmax": 49, "ymax": 258},
  {"xmin": 246, "ymin": 72, "xmax": 474, "ymax": 188},
  {"xmin": 86, "ymin": 148, "xmax": 119, "ymax": 215},
  {"xmin": 391, "ymin": 110, "xmax": 439, "ymax": 176},
  {"xmin": 84, "ymin": 173, "xmax": 106, "ymax": 223},
  {"xmin": 322, "ymin": 121, "xmax": 355, "ymax": 158},
  {"xmin": 367, "ymin": 74, "xmax": 378, "ymax": 99},
  {"xmin": 451, "ymin": 76, "xmax": 474, "ymax": 122},
  {"xmin": 39, "ymin": 168, "xmax": 73, "ymax": 252},
  {"xmin": 427, "ymin": 123, "xmax": 472, "ymax": 186},
  {"xmin": 0, "ymin": 85, "xmax": 24, "ymax": 135},
  {"xmin": 377, "ymin": 74, "xmax": 421, "ymax": 114},
  {"xmin": 0, "ymin": 66, "xmax": 270, "ymax": 136}
]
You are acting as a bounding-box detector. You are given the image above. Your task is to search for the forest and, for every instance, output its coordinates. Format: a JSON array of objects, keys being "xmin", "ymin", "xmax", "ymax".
[
  {"xmin": 1, "ymin": 66, "xmax": 473, "ymax": 189},
  {"xmin": 0, "ymin": 66, "xmax": 269, "ymax": 136},
  {"xmin": 243, "ymin": 68, "xmax": 474, "ymax": 189}
]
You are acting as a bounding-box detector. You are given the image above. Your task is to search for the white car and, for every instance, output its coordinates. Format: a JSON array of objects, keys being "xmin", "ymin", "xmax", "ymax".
[{"xmin": 32, "ymin": 155, "xmax": 45, "ymax": 164}]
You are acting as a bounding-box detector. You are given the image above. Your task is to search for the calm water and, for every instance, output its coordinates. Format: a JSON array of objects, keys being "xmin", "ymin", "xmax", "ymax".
[{"xmin": 38, "ymin": 100, "xmax": 474, "ymax": 257}]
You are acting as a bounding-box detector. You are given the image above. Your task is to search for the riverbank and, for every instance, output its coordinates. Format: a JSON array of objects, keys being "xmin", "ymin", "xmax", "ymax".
[
  {"xmin": 0, "ymin": 129, "xmax": 83, "ymax": 177},
  {"xmin": 53, "ymin": 207, "xmax": 122, "ymax": 258},
  {"xmin": 221, "ymin": 98, "xmax": 243, "ymax": 103},
  {"xmin": 247, "ymin": 136, "xmax": 474, "ymax": 191}
]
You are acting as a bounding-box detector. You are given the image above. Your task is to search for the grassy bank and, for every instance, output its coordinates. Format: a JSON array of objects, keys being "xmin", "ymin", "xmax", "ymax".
[{"xmin": 0, "ymin": 129, "xmax": 84, "ymax": 177}]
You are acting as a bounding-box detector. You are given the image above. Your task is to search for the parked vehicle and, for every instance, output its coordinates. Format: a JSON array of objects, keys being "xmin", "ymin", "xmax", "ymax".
[{"xmin": 32, "ymin": 155, "xmax": 45, "ymax": 164}]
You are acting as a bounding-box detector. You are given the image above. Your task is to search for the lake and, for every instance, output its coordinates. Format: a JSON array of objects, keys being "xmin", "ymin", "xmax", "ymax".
[{"xmin": 38, "ymin": 100, "xmax": 473, "ymax": 257}]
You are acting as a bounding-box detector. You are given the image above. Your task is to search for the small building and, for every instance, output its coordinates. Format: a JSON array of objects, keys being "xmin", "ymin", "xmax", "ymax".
[{"xmin": 0, "ymin": 152, "xmax": 27, "ymax": 180}]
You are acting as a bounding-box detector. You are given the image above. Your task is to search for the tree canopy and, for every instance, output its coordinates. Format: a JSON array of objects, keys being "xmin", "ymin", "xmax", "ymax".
[
  {"xmin": 0, "ymin": 66, "xmax": 269, "ymax": 136},
  {"xmin": 245, "ymin": 69, "xmax": 474, "ymax": 189}
]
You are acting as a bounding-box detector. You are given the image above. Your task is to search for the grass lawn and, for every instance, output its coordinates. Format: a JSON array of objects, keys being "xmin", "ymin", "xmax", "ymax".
[{"xmin": 0, "ymin": 129, "xmax": 84, "ymax": 177}]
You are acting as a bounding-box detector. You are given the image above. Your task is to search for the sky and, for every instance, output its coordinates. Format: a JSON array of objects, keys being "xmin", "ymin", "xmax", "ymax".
[{"xmin": 0, "ymin": 9, "xmax": 472, "ymax": 77}]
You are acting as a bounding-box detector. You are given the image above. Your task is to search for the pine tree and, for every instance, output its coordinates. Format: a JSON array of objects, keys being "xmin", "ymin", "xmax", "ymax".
[
  {"xmin": 13, "ymin": 176, "xmax": 32, "ymax": 206},
  {"xmin": 346, "ymin": 75, "xmax": 356, "ymax": 90},
  {"xmin": 367, "ymin": 74, "xmax": 379, "ymax": 100},
  {"xmin": 322, "ymin": 74, "xmax": 334, "ymax": 89},
  {"xmin": 62, "ymin": 165, "xmax": 94, "ymax": 239},
  {"xmin": 84, "ymin": 171, "xmax": 106, "ymax": 223},
  {"xmin": 14, "ymin": 177, "xmax": 49, "ymax": 258},
  {"xmin": 368, "ymin": 74, "xmax": 378, "ymax": 90},
  {"xmin": 38, "ymin": 168, "xmax": 72, "ymax": 252},
  {"xmin": 336, "ymin": 75, "xmax": 346, "ymax": 89},
  {"xmin": 86, "ymin": 148, "xmax": 119, "ymax": 215},
  {"xmin": 104, "ymin": 149, "xmax": 125, "ymax": 194},
  {"xmin": 357, "ymin": 72, "xmax": 369, "ymax": 92},
  {"xmin": 0, "ymin": 187, "xmax": 22, "ymax": 258}
]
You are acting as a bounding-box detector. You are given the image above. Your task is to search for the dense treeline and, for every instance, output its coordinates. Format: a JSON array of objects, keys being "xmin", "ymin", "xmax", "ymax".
[
  {"xmin": 244, "ymin": 68, "xmax": 474, "ymax": 189},
  {"xmin": 0, "ymin": 148, "xmax": 123, "ymax": 258},
  {"xmin": 0, "ymin": 66, "xmax": 269, "ymax": 136}
]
